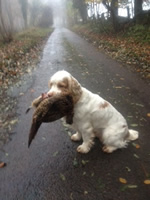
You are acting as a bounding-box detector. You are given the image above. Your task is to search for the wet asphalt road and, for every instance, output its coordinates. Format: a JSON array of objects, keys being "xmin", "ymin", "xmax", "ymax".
[{"xmin": 0, "ymin": 28, "xmax": 150, "ymax": 200}]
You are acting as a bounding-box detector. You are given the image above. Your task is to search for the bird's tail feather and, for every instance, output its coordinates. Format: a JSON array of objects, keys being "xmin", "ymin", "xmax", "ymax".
[{"xmin": 28, "ymin": 120, "xmax": 42, "ymax": 147}]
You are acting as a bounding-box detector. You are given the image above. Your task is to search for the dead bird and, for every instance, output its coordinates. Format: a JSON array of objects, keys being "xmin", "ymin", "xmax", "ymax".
[{"xmin": 28, "ymin": 93, "xmax": 74, "ymax": 147}]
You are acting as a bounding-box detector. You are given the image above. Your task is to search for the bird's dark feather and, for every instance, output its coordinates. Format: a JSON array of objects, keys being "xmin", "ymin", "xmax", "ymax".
[{"xmin": 28, "ymin": 93, "xmax": 74, "ymax": 147}]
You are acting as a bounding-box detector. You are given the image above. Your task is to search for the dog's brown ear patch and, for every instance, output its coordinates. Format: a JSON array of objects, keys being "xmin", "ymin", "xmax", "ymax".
[
  {"xmin": 100, "ymin": 101, "xmax": 109, "ymax": 109},
  {"xmin": 62, "ymin": 77, "xmax": 69, "ymax": 88}
]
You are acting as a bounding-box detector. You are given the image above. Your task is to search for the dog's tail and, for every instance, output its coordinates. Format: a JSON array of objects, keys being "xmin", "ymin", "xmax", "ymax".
[{"xmin": 127, "ymin": 129, "xmax": 139, "ymax": 141}]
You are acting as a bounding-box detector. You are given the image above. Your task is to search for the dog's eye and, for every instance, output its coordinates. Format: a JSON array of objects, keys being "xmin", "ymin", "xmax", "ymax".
[{"xmin": 58, "ymin": 83, "xmax": 66, "ymax": 88}]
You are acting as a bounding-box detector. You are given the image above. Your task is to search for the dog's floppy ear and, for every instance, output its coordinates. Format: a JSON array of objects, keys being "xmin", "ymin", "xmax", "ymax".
[{"xmin": 69, "ymin": 76, "xmax": 82, "ymax": 103}]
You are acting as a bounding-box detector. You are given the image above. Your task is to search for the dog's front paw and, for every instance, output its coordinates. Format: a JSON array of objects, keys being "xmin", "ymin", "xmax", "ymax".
[
  {"xmin": 71, "ymin": 132, "xmax": 81, "ymax": 142},
  {"xmin": 77, "ymin": 144, "xmax": 91, "ymax": 154}
]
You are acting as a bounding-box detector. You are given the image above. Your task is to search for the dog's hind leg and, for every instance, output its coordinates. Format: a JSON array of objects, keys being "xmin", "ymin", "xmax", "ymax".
[
  {"xmin": 102, "ymin": 125, "xmax": 128, "ymax": 153},
  {"xmin": 102, "ymin": 145, "xmax": 118, "ymax": 153}
]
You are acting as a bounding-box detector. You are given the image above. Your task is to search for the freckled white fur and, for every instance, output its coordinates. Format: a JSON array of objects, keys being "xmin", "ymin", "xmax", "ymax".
[{"xmin": 48, "ymin": 70, "xmax": 139, "ymax": 154}]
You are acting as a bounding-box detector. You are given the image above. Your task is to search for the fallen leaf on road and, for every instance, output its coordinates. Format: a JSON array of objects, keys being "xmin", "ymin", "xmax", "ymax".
[
  {"xmin": 81, "ymin": 160, "xmax": 89, "ymax": 166},
  {"xmin": 60, "ymin": 173, "xmax": 66, "ymax": 181},
  {"xmin": 67, "ymin": 131, "xmax": 72, "ymax": 137},
  {"xmin": 121, "ymin": 184, "xmax": 138, "ymax": 191},
  {"xmin": 84, "ymin": 191, "xmax": 88, "ymax": 195},
  {"xmin": 147, "ymin": 113, "xmax": 150, "ymax": 117},
  {"xmin": 70, "ymin": 193, "xmax": 73, "ymax": 200},
  {"xmin": 130, "ymin": 124, "xmax": 138, "ymax": 127},
  {"xmin": 119, "ymin": 178, "xmax": 127, "ymax": 184},
  {"xmin": 73, "ymin": 158, "xmax": 78, "ymax": 168},
  {"xmin": 0, "ymin": 162, "xmax": 6, "ymax": 168},
  {"xmin": 135, "ymin": 144, "xmax": 140, "ymax": 149},
  {"xmin": 135, "ymin": 103, "xmax": 144, "ymax": 107},
  {"xmin": 52, "ymin": 151, "xmax": 59, "ymax": 157},
  {"xmin": 132, "ymin": 143, "xmax": 140, "ymax": 149},
  {"xmin": 144, "ymin": 180, "xmax": 150, "ymax": 185},
  {"xmin": 83, "ymin": 171, "xmax": 86, "ymax": 176},
  {"xmin": 42, "ymin": 137, "xmax": 46, "ymax": 141},
  {"xmin": 127, "ymin": 115, "xmax": 133, "ymax": 118},
  {"xmin": 133, "ymin": 154, "xmax": 140, "ymax": 159},
  {"xmin": 10, "ymin": 119, "xmax": 18, "ymax": 125},
  {"xmin": 114, "ymin": 86, "xmax": 122, "ymax": 89},
  {"xmin": 91, "ymin": 172, "xmax": 95, "ymax": 177},
  {"xmin": 127, "ymin": 185, "xmax": 138, "ymax": 188},
  {"xmin": 125, "ymin": 167, "xmax": 131, "ymax": 172}
]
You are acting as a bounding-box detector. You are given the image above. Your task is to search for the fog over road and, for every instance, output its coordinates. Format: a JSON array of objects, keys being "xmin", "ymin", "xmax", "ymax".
[{"xmin": 0, "ymin": 28, "xmax": 150, "ymax": 200}]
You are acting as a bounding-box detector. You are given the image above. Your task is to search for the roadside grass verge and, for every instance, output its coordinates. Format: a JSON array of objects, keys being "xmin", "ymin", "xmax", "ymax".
[
  {"xmin": 0, "ymin": 27, "xmax": 54, "ymax": 90},
  {"xmin": 0, "ymin": 27, "xmax": 53, "ymax": 146},
  {"xmin": 72, "ymin": 24, "xmax": 150, "ymax": 81}
]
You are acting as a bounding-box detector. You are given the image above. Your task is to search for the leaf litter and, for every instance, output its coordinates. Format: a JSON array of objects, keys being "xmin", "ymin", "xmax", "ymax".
[
  {"xmin": 73, "ymin": 158, "xmax": 78, "ymax": 168},
  {"xmin": 0, "ymin": 28, "xmax": 53, "ymax": 148},
  {"xmin": 144, "ymin": 180, "xmax": 150, "ymax": 185},
  {"xmin": 147, "ymin": 113, "xmax": 150, "ymax": 117},
  {"xmin": 132, "ymin": 143, "xmax": 140, "ymax": 149},
  {"xmin": 125, "ymin": 167, "xmax": 131, "ymax": 172},
  {"xmin": 133, "ymin": 154, "xmax": 140, "ymax": 159},
  {"xmin": 81, "ymin": 160, "xmax": 89, "ymax": 166},
  {"xmin": 52, "ymin": 151, "xmax": 59, "ymax": 157},
  {"xmin": 60, "ymin": 173, "xmax": 66, "ymax": 181},
  {"xmin": 119, "ymin": 177, "xmax": 127, "ymax": 184}
]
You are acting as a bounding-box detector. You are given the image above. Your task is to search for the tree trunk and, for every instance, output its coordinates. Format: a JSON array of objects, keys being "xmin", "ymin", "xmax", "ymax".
[
  {"xmin": 80, "ymin": 0, "xmax": 87, "ymax": 23},
  {"xmin": 134, "ymin": 0, "xmax": 143, "ymax": 17},
  {"xmin": 134, "ymin": 0, "xmax": 143, "ymax": 23},
  {"xmin": 111, "ymin": 0, "xmax": 118, "ymax": 17},
  {"xmin": 0, "ymin": 0, "xmax": 13, "ymax": 42},
  {"xmin": 19, "ymin": 0, "xmax": 28, "ymax": 28},
  {"xmin": 102, "ymin": 0, "xmax": 119, "ymax": 32},
  {"xmin": 111, "ymin": 0, "xmax": 119, "ymax": 31},
  {"xmin": 73, "ymin": 0, "xmax": 87, "ymax": 23}
]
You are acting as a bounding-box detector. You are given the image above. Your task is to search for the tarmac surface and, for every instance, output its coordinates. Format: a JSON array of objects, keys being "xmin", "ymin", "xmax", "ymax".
[{"xmin": 0, "ymin": 28, "xmax": 150, "ymax": 200}]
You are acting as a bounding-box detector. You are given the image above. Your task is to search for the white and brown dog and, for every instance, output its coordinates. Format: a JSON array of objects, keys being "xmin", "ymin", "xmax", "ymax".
[{"xmin": 48, "ymin": 70, "xmax": 139, "ymax": 154}]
